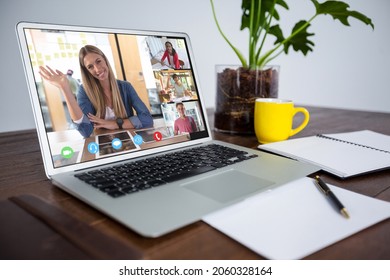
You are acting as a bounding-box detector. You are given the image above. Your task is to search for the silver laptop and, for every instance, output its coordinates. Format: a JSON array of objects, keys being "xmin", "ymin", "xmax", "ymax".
[{"xmin": 16, "ymin": 22, "xmax": 319, "ymax": 237}]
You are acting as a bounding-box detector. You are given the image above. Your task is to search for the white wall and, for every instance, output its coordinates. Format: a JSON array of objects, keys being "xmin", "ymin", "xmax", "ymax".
[{"xmin": 1, "ymin": 0, "xmax": 389, "ymax": 133}]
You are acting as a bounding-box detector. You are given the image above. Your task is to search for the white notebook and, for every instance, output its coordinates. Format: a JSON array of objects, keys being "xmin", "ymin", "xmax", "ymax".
[
  {"xmin": 258, "ymin": 130, "xmax": 390, "ymax": 178},
  {"xmin": 203, "ymin": 177, "xmax": 390, "ymax": 260}
]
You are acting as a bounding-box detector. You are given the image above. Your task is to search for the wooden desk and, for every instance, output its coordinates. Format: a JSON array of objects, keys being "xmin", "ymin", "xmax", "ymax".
[{"xmin": 1, "ymin": 106, "xmax": 389, "ymax": 259}]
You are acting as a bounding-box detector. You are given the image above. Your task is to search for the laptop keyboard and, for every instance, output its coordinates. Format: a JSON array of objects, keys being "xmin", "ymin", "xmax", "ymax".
[{"xmin": 74, "ymin": 144, "xmax": 258, "ymax": 198}]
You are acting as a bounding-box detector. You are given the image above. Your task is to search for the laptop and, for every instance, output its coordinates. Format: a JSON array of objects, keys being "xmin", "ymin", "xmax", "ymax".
[{"xmin": 16, "ymin": 22, "xmax": 319, "ymax": 237}]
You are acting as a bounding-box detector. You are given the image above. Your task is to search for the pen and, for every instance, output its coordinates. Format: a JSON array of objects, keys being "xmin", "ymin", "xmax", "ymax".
[{"xmin": 315, "ymin": 176, "xmax": 350, "ymax": 219}]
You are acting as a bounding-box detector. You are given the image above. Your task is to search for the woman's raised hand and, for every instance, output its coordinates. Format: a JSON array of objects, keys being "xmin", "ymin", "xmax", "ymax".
[
  {"xmin": 39, "ymin": 65, "xmax": 70, "ymax": 89},
  {"xmin": 39, "ymin": 65, "xmax": 84, "ymax": 122}
]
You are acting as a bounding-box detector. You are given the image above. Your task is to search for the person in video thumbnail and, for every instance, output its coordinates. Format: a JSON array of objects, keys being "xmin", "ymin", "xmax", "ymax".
[
  {"xmin": 168, "ymin": 74, "xmax": 192, "ymax": 100},
  {"xmin": 160, "ymin": 41, "xmax": 180, "ymax": 69},
  {"xmin": 39, "ymin": 45, "xmax": 153, "ymax": 138},
  {"xmin": 173, "ymin": 102, "xmax": 197, "ymax": 135}
]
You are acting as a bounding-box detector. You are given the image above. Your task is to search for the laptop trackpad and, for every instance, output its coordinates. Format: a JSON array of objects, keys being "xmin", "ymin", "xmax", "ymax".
[{"xmin": 183, "ymin": 170, "xmax": 274, "ymax": 203}]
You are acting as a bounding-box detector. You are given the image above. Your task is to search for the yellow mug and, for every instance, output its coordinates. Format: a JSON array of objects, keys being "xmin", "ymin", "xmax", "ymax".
[{"xmin": 254, "ymin": 98, "xmax": 310, "ymax": 144}]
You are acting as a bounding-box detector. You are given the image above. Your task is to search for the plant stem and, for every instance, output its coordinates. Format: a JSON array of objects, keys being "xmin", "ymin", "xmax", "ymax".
[
  {"xmin": 263, "ymin": 49, "xmax": 284, "ymax": 65},
  {"xmin": 254, "ymin": 1, "xmax": 277, "ymax": 68},
  {"xmin": 249, "ymin": 0, "xmax": 255, "ymax": 65},
  {"xmin": 210, "ymin": 0, "xmax": 247, "ymax": 67}
]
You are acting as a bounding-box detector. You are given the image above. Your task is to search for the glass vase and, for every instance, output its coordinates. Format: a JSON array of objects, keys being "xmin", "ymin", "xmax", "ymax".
[{"xmin": 214, "ymin": 65, "xmax": 279, "ymax": 134}]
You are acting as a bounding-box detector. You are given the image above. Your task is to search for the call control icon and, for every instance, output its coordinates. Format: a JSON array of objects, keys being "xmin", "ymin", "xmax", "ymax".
[
  {"xmin": 133, "ymin": 134, "xmax": 143, "ymax": 145},
  {"xmin": 112, "ymin": 138, "xmax": 122, "ymax": 150},
  {"xmin": 88, "ymin": 142, "xmax": 99, "ymax": 154},
  {"xmin": 61, "ymin": 146, "xmax": 74, "ymax": 159},
  {"xmin": 154, "ymin": 131, "xmax": 163, "ymax": 141}
]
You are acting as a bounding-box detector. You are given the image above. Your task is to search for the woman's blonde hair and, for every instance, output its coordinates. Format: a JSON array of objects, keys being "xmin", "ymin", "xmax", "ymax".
[{"xmin": 79, "ymin": 45, "xmax": 127, "ymax": 119}]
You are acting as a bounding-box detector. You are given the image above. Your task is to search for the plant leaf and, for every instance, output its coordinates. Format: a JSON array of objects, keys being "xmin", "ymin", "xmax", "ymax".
[
  {"xmin": 283, "ymin": 20, "xmax": 315, "ymax": 55},
  {"xmin": 240, "ymin": 0, "xmax": 289, "ymax": 32},
  {"xmin": 268, "ymin": 24, "xmax": 285, "ymax": 44},
  {"xmin": 311, "ymin": 0, "xmax": 374, "ymax": 29}
]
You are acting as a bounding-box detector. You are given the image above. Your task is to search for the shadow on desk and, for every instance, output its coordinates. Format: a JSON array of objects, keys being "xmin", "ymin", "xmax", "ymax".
[{"xmin": 0, "ymin": 195, "xmax": 142, "ymax": 260}]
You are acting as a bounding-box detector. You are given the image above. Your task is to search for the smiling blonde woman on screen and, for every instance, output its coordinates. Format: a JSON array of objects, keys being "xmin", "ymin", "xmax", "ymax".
[{"xmin": 39, "ymin": 45, "xmax": 153, "ymax": 138}]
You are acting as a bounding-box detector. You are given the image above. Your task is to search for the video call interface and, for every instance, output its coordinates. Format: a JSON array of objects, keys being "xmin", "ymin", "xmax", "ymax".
[{"xmin": 24, "ymin": 28, "xmax": 208, "ymax": 168}]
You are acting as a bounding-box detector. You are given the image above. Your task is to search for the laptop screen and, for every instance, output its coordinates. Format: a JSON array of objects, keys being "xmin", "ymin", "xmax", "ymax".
[{"xmin": 17, "ymin": 23, "xmax": 210, "ymax": 173}]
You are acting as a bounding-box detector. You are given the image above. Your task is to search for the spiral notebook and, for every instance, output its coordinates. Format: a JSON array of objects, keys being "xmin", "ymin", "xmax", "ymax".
[{"xmin": 259, "ymin": 130, "xmax": 390, "ymax": 178}]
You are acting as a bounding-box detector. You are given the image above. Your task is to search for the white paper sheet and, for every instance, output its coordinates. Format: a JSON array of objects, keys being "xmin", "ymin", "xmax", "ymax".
[{"xmin": 202, "ymin": 177, "xmax": 390, "ymax": 259}]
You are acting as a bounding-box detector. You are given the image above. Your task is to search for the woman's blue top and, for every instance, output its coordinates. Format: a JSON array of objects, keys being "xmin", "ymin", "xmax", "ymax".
[{"xmin": 74, "ymin": 80, "xmax": 153, "ymax": 138}]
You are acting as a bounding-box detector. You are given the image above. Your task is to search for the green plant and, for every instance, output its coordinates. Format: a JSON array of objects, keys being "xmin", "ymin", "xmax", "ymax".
[{"xmin": 210, "ymin": 0, "xmax": 374, "ymax": 69}]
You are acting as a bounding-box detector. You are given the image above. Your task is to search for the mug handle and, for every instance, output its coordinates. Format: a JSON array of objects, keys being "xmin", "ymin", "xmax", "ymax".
[{"xmin": 290, "ymin": 107, "xmax": 310, "ymax": 137}]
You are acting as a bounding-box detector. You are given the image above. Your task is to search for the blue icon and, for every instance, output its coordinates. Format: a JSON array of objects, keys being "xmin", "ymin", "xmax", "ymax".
[
  {"xmin": 87, "ymin": 142, "xmax": 99, "ymax": 154},
  {"xmin": 111, "ymin": 138, "xmax": 122, "ymax": 150},
  {"xmin": 133, "ymin": 134, "xmax": 143, "ymax": 145}
]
